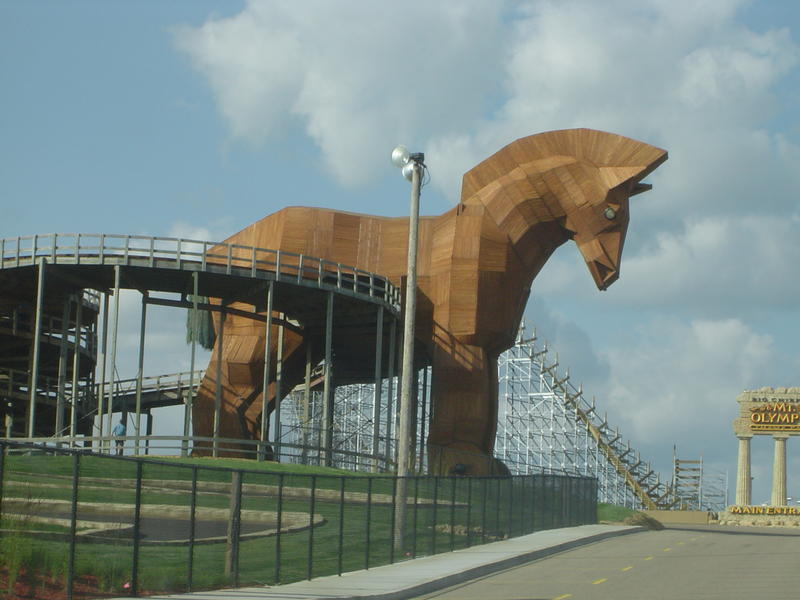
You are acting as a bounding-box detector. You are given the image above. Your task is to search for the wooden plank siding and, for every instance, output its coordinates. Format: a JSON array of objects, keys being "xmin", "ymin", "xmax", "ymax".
[{"xmin": 193, "ymin": 129, "xmax": 668, "ymax": 474}]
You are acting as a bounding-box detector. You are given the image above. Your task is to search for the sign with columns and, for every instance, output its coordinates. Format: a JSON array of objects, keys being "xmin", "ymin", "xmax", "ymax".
[{"xmin": 733, "ymin": 388, "xmax": 800, "ymax": 508}]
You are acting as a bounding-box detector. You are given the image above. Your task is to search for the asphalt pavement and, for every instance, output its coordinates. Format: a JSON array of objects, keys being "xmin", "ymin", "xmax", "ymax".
[{"xmin": 411, "ymin": 524, "xmax": 800, "ymax": 600}]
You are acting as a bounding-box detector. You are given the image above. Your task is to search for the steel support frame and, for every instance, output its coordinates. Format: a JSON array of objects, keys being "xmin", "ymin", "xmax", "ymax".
[{"xmin": 279, "ymin": 325, "xmax": 667, "ymax": 509}]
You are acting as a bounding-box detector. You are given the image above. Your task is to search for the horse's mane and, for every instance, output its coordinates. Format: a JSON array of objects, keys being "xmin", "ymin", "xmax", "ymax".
[{"xmin": 460, "ymin": 128, "xmax": 667, "ymax": 203}]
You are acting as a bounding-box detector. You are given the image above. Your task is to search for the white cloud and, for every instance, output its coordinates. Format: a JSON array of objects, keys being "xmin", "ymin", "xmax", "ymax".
[
  {"xmin": 174, "ymin": 0, "xmax": 507, "ymax": 187},
  {"xmin": 168, "ymin": 222, "xmax": 216, "ymax": 241},
  {"xmin": 623, "ymin": 216, "xmax": 800, "ymax": 309},
  {"xmin": 524, "ymin": 296, "xmax": 610, "ymax": 390},
  {"xmin": 534, "ymin": 215, "xmax": 800, "ymax": 318},
  {"xmin": 601, "ymin": 317, "xmax": 776, "ymax": 453},
  {"xmin": 536, "ymin": 214, "xmax": 800, "ymax": 314},
  {"xmin": 174, "ymin": 0, "xmax": 799, "ymax": 218},
  {"xmin": 428, "ymin": 1, "xmax": 799, "ymax": 207}
]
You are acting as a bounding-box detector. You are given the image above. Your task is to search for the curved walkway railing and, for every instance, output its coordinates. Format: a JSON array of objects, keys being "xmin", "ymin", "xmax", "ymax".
[
  {"xmin": 0, "ymin": 233, "xmax": 401, "ymax": 311},
  {"xmin": 0, "ymin": 308, "xmax": 96, "ymax": 358},
  {"xmin": 17, "ymin": 434, "xmax": 394, "ymax": 470},
  {"xmin": 96, "ymin": 370, "xmax": 203, "ymax": 401}
]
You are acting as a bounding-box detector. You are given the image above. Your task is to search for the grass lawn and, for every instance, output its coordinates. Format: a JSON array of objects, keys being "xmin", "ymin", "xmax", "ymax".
[
  {"xmin": 1, "ymin": 454, "xmax": 596, "ymax": 597},
  {"xmin": 597, "ymin": 502, "xmax": 637, "ymax": 522}
]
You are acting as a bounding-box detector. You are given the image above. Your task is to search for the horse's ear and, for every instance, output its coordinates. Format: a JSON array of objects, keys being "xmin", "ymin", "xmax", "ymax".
[{"xmin": 598, "ymin": 166, "xmax": 644, "ymax": 190}]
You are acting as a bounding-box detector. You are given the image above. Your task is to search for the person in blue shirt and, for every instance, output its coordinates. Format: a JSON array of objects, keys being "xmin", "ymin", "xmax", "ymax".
[{"xmin": 112, "ymin": 420, "xmax": 126, "ymax": 456}]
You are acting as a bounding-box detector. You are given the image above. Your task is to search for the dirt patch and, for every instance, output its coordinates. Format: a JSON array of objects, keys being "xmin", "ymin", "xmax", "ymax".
[
  {"xmin": 0, "ymin": 567, "xmax": 104, "ymax": 600},
  {"xmin": 623, "ymin": 512, "xmax": 664, "ymax": 530}
]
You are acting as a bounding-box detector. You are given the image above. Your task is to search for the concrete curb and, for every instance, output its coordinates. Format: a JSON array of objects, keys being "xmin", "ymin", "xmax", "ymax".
[
  {"xmin": 131, "ymin": 524, "xmax": 644, "ymax": 600},
  {"xmin": 351, "ymin": 525, "xmax": 644, "ymax": 600}
]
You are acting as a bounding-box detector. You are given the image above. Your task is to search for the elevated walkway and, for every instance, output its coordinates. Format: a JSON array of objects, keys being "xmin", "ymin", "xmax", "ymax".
[{"xmin": 0, "ymin": 233, "xmax": 401, "ymax": 441}]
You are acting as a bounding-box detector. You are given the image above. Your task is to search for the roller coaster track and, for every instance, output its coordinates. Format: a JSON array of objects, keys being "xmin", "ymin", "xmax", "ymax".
[{"xmin": 532, "ymin": 344, "xmax": 678, "ymax": 509}]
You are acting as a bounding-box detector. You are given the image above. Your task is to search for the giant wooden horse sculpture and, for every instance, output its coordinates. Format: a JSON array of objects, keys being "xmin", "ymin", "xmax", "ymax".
[{"xmin": 193, "ymin": 128, "xmax": 667, "ymax": 473}]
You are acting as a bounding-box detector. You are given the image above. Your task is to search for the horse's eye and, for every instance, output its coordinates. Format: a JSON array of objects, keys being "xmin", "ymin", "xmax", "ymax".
[{"xmin": 603, "ymin": 207, "xmax": 616, "ymax": 220}]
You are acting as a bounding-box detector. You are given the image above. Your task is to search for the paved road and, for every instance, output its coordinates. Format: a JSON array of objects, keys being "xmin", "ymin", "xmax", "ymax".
[{"xmin": 412, "ymin": 525, "xmax": 800, "ymax": 600}]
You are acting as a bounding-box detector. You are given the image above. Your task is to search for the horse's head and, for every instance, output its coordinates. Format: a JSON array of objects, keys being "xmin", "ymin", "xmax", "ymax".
[
  {"xmin": 462, "ymin": 128, "xmax": 667, "ymax": 292},
  {"xmin": 563, "ymin": 159, "xmax": 664, "ymax": 290}
]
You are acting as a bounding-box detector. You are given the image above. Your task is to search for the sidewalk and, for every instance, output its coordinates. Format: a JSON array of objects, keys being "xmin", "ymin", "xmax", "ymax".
[{"xmin": 131, "ymin": 524, "xmax": 641, "ymax": 600}]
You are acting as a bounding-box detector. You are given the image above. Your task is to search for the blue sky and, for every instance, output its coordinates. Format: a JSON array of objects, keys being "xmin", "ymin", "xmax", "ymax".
[
  {"xmin": 3, "ymin": 0, "xmax": 800, "ymax": 502},
  {"xmin": 1, "ymin": 0, "xmax": 445, "ymax": 240}
]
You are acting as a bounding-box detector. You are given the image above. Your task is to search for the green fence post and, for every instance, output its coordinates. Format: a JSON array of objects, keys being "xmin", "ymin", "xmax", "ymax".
[
  {"xmin": 307, "ymin": 475, "xmax": 317, "ymax": 580},
  {"xmin": 495, "ymin": 478, "xmax": 502, "ymax": 539},
  {"xmin": 431, "ymin": 477, "xmax": 439, "ymax": 555},
  {"xmin": 225, "ymin": 471, "xmax": 242, "ymax": 587},
  {"xmin": 389, "ymin": 477, "xmax": 397, "ymax": 564},
  {"xmin": 275, "ymin": 473, "xmax": 285, "ymax": 583},
  {"xmin": 0, "ymin": 442, "xmax": 5, "ymax": 521},
  {"xmin": 131, "ymin": 461, "xmax": 143, "ymax": 597},
  {"xmin": 412, "ymin": 476, "xmax": 419, "ymax": 558},
  {"xmin": 187, "ymin": 467, "xmax": 197, "ymax": 591},
  {"xmin": 480, "ymin": 478, "xmax": 487, "ymax": 544},
  {"xmin": 66, "ymin": 452, "xmax": 80, "ymax": 600},
  {"xmin": 365, "ymin": 477, "xmax": 373, "ymax": 570},
  {"xmin": 449, "ymin": 477, "xmax": 456, "ymax": 551},
  {"xmin": 465, "ymin": 477, "xmax": 473, "ymax": 547},
  {"xmin": 338, "ymin": 476, "xmax": 345, "ymax": 575},
  {"xmin": 507, "ymin": 477, "xmax": 514, "ymax": 538}
]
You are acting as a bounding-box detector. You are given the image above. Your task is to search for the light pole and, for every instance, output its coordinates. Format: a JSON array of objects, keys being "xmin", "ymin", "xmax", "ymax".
[{"xmin": 391, "ymin": 145, "xmax": 425, "ymax": 552}]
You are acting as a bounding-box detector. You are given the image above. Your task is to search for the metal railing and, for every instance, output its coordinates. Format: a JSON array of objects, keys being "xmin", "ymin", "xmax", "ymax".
[
  {"xmin": 0, "ymin": 440, "xmax": 597, "ymax": 599},
  {"xmin": 0, "ymin": 308, "xmax": 96, "ymax": 358},
  {"xmin": 0, "ymin": 366, "xmax": 77, "ymax": 404},
  {"xmin": 0, "ymin": 233, "xmax": 401, "ymax": 311},
  {"xmin": 16, "ymin": 434, "xmax": 393, "ymax": 468},
  {"xmin": 93, "ymin": 370, "xmax": 203, "ymax": 403}
]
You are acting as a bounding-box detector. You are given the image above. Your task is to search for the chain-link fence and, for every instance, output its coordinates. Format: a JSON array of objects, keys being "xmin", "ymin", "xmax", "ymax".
[{"xmin": 0, "ymin": 440, "xmax": 597, "ymax": 599}]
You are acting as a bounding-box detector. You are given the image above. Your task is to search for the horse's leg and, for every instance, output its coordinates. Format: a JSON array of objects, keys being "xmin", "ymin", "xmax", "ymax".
[
  {"xmin": 193, "ymin": 314, "xmax": 309, "ymax": 458},
  {"xmin": 240, "ymin": 333, "xmax": 322, "ymax": 455},
  {"xmin": 193, "ymin": 308, "xmax": 266, "ymax": 457},
  {"xmin": 426, "ymin": 337, "xmax": 503, "ymax": 475}
]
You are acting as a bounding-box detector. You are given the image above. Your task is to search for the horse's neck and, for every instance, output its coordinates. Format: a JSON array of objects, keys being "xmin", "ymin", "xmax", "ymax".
[{"xmin": 462, "ymin": 186, "xmax": 570, "ymax": 282}]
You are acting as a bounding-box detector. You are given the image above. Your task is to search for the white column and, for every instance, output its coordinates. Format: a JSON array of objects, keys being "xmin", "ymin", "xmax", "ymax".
[
  {"xmin": 771, "ymin": 434, "xmax": 788, "ymax": 506},
  {"xmin": 735, "ymin": 435, "xmax": 752, "ymax": 506}
]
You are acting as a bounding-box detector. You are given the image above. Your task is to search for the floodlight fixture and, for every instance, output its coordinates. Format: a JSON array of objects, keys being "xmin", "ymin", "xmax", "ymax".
[
  {"xmin": 391, "ymin": 145, "xmax": 410, "ymax": 168},
  {"xmin": 391, "ymin": 146, "xmax": 425, "ymax": 181}
]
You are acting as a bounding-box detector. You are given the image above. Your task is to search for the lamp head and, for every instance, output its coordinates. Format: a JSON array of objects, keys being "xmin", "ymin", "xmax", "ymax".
[{"xmin": 391, "ymin": 145, "xmax": 410, "ymax": 168}]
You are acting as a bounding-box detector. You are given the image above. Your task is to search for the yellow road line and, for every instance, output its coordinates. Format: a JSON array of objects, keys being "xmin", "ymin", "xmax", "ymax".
[
  {"xmin": 592, "ymin": 578, "xmax": 608, "ymax": 585},
  {"xmin": 553, "ymin": 595, "xmax": 572, "ymax": 600},
  {"xmin": 644, "ymin": 556, "xmax": 654, "ymax": 560},
  {"xmin": 677, "ymin": 541, "xmax": 685, "ymax": 546},
  {"xmin": 663, "ymin": 547, "xmax": 672, "ymax": 552},
  {"xmin": 621, "ymin": 566, "xmax": 634, "ymax": 572}
]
